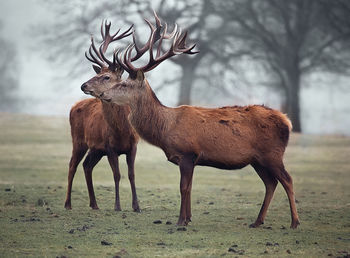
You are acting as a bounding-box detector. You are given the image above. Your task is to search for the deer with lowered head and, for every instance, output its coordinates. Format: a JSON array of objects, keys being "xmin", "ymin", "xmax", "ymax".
[
  {"xmin": 85, "ymin": 15, "xmax": 300, "ymax": 229},
  {"xmin": 65, "ymin": 21, "xmax": 141, "ymax": 212}
]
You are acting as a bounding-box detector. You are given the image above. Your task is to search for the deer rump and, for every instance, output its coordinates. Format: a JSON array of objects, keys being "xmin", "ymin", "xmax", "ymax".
[{"xmin": 153, "ymin": 104, "xmax": 291, "ymax": 170}]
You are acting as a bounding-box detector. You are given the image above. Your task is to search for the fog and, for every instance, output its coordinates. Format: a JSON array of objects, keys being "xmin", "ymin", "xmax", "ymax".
[{"xmin": 1, "ymin": 0, "xmax": 350, "ymax": 135}]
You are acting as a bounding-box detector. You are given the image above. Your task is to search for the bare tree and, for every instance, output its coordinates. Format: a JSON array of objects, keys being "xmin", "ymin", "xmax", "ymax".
[
  {"xmin": 321, "ymin": 0, "xmax": 350, "ymax": 36},
  {"xmin": 34, "ymin": 0, "xmax": 350, "ymax": 132},
  {"xmin": 33, "ymin": 0, "xmax": 246, "ymax": 105},
  {"xmin": 0, "ymin": 21, "xmax": 19, "ymax": 112},
  {"xmin": 214, "ymin": 0, "xmax": 350, "ymax": 132},
  {"xmin": 31, "ymin": 1, "xmax": 122, "ymax": 78}
]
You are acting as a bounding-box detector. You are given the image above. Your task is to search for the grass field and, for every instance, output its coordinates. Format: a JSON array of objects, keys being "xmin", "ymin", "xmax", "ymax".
[{"xmin": 0, "ymin": 112, "xmax": 349, "ymax": 257}]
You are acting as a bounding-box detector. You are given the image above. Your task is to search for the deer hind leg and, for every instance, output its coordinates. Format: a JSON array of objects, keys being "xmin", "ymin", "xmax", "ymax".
[
  {"xmin": 250, "ymin": 163, "xmax": 278, "ymax": 228},
  {"xmin": 107, "ymin": 153, "xmax": 121, "ymax": 211},
  {"xmin": 126, "ymin": 145, "xmax": 141, "ymax": 212},
  {"xmin": 177, "ymin": 156, "xmax": 195, "ymax": 226},
  {"xmin": 64, "ymin": 144, "xmax": 88, "ymax": 209},
  {"xmin": 83, "ymin": 150, "xmax": 103, "ymax": 209},
  {"xmin": 266, "ymin": 160, "xmax": 300, "ymax": 229}
]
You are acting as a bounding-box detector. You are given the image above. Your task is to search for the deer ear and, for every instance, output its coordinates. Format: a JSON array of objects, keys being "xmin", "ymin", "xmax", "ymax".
[
  {"xmin": 136, "ymin": 70, "xmax": 144, "ymax": 82},
  {"xmin": 92, "ymin": 65, "xmax": 101, "ymax": 74}
]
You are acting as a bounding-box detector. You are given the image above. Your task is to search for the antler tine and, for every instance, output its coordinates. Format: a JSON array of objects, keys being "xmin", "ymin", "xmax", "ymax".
[
  {"xmin": 174, "ymin": 27, "xmax": 182, "ymax": 44},
  {"xmin": 100, "ymin": 21, "xmax": 133, "ymax": 54},
  {"xmin": 117, "ymin": 11, "xmax": 199, "ymax": 77},
  {"xmin": 153, "ymin": 9, "xmax": 162, "ymax": 30},
  {"xmin": 90, "ymin": 36, "xmax": 105, "ymax": 62},
  {"xmin": 112, "ymin": 24, "xmax": 133, "ymax": 41},
  {"xmin": 85, "ymin": 35, "xmax": 106, "ymax": 67},
  {"xmin": 86, "ymin": 44, "xmax": 106, "ymax": 68},
  {"xmin": 130, "ymin": 18, "xmax": 162, "ymax": 62},
  {"xmin": 156, "ymin": 22, "xmax": 167, "ymax": 58},
  {"xmin": 85, "ymin": 20, "xmax": 133, "ymax": 71},
  {"xmin": 129, "ymin": 9, "xmax": 166, "ymax": 62},
  {"xmin": 150, "ymin": 10, "xmax": 163, "ymax": 43},
  {"xmin": 98, "ymin": 20, "xmax": 133, "ymax": 67},
  {"xmin": 176, "ymin": 31, "xmax": 188, "ymax": 49},
  {"xmin": 85, "ymin": 49, "xmax": 97, "ymax": 64},
  {"xmin": 100, "ymin": 20, "xmax": 111, "ymax": 40},
  {"xmin": 164, "ymin": 23, "xmax": 178, "ymax": 39},
  {"xmin": 137, "ymin": 30, "xmax": 199, "ymax": 73},
  {"xmin": 174, "ymin": 31, "xmax": 199, "ymax": 54},
  {"xmin": 99, "ymin": 43, "xmax": 113, "ymax": 67},
  {"xmin": 153, "ymin": 9, "xmax": 177, "ymax": 40},
  {"xmin": 155, "ymin": 22, "xmax": 180, "ymax": 58},
  {"xmin": 115, "ymin": 44, "xmax": 136, "ymax": 74},
  {"xmin": 112, "ymin": 48, "xmax": 119, "ymax": 68},
  {"xmin": 127, "ymin": 45, "xmax": 139, "ymax": 70},
  {"xmin": 114, "ymin": 48, "xmax": 126, "ymax": 71}
]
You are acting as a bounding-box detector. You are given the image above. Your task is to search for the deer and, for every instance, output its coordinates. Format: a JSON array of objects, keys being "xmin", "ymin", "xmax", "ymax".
[
  {"xmin": 64, "ymin": 21, "xmax": 142, "ymax": 212},
  {"xmin": 84, "ymin": 14, "xmax": 300, "ymax": 229}
]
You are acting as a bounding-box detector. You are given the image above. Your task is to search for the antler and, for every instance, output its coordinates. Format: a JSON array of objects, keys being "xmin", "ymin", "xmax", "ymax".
[
  {"xmin": 116, "ymin": 12, "xmax": 198, "ymax": 77},
  {"xmin": 100, "ymin": 20, "xmax": 133, "ymax": 53},
  {"xmin": 85, "ymin": 21, "xmax": 133, "ymax": 71},
  {"xmin": 130, "ymin": 10, "xmax": 166, "ymax": 62}
]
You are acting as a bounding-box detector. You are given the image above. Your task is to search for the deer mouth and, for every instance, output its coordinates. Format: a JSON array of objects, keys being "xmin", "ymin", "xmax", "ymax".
[{"xmin": 82, "ymin": 89, "xmax": 94, "ymax": 96}]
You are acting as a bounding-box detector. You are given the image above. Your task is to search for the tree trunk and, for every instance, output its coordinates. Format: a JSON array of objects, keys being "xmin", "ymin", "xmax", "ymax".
[
  {"xmin": 286, "ymin": 86, "xmax": 301, "ymax": 132},
  {"xmin": 177, "ymin": 57, "xmax": 201, "ymax": 106},
  {"xmin": 284, "ymin": 70, "xmax": 302, "ymax": 133},
  {"xmin": 178, "ymin": 65, "xmax": 194, "ymax": 105}
]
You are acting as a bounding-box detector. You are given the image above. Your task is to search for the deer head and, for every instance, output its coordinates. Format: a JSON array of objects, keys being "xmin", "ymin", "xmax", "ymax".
[
  {"xmin": 99, "ymin": 13, "xmax": 198, "ymax": 105},
  {"xmin": 81, "ymin": 21, "xmax": 133, "ymax": 97}
]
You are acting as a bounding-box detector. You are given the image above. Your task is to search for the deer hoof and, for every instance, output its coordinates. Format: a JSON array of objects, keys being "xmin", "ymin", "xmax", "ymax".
[
  {"xmin": 133, "ymin": 208, "xmax": 141, "ymax": 213},
  {"xmin": 176, "ymin": 219, "xmax": 188, "ymax": 226},
  {"xmin": 290, "ymin": 219, "xmax": 300, "ymax": 229},
  {"xmin": 249, "ymin": 221, "xmax": 263, "ymax": 228}
]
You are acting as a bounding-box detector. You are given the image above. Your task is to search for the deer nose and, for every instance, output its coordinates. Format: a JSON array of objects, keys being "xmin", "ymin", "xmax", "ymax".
[{"xmin": 81, "ymin": 83, "xmax": 87, "ymax": 91}]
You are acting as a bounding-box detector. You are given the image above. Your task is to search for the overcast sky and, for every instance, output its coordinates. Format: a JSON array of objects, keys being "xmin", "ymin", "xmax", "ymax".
[
  {"xmin": 0, "ymin": 0, "xmax": 89, "ymax": 116},
  {"xmin": 0, "ymin": 0, "xmax": 349, "ymax": 135}
]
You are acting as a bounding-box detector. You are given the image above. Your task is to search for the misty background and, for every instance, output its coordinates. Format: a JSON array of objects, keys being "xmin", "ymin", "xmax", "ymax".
[{"xmin": 0, "ymin": 0, "xmax": 349, "ymax": 135}]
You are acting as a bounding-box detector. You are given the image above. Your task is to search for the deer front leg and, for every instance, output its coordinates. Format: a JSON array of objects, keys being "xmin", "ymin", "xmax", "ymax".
[
  {"xmin": 83, "ymin": 150, "xmax": 103, "ymax": 210},
  {"xmin": 126, "ymin": 145, "xmax": 141, "ymax": 212},
  {"xmin": 177, "ymin": 156, "xmax": 194, "ymax": 226},
  {"xmin": 64, "ymin": 146, "xmax": 87, "ymax": 209},
  {"xmin": 107, "ymin": 153, "xmax": 121, "ymax": 211}
]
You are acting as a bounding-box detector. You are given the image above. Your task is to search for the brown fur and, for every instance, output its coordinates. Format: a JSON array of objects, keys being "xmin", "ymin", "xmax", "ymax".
[
  {"xmin": 64, "ymin": 72, "xmax": 140, "ymax": 211},
  {"xmin": 101, "ymin": 77, "xmax": 300, "ymax": 228}
]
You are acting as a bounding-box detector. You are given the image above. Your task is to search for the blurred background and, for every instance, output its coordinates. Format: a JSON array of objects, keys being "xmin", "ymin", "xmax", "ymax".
[{"xmin": 0, "ymin": 0, "xmax": 349, "ymax": 135}]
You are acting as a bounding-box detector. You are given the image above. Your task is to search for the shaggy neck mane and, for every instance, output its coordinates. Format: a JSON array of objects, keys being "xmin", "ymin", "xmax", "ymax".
[{"xmin": 129, "ymin": 80, "xmax": 171, "ymax": 148}]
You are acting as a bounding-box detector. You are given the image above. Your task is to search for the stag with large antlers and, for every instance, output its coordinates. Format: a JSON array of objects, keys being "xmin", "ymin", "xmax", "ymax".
[
  {"xmin": 64, "ymin": 21, "xmax": 141, "ymax": 212},
  {"xmin": 85, "ymin": 14, "xmax": 300, "ymax": 229}
]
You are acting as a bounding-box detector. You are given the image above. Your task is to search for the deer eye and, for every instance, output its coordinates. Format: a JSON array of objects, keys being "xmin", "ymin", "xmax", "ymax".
[{"xmin": 103, "ymin": 76, "xmax": 110, "ymax": 80}]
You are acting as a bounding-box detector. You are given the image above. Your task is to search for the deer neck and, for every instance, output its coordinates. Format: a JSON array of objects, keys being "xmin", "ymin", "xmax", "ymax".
[
  {"xmin": 128, "ymin": 81, "xmax": 172, "ymax": 148},
  {"xmin": 101, "ymin": 100, "xmax": 131, "ymax": 134}
]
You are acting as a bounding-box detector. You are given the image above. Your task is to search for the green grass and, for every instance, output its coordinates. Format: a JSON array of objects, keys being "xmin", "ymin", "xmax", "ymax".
[{"xmin": 0, "ymin": 112, "xmax": 349, "ymax": 257}]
